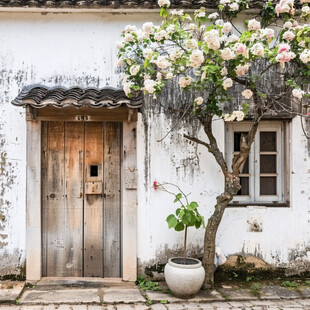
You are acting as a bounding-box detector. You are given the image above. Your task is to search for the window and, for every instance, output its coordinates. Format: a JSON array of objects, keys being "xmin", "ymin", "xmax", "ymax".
[{"xmin": 226, "ymin": 122, "xmax": 290, "ymax": 206}]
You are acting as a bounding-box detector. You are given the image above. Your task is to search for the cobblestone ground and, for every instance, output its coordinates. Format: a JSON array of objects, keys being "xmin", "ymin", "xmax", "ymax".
[{"xmin": 1, "ymin": 300, "xmax": 310, "ymax": 309}]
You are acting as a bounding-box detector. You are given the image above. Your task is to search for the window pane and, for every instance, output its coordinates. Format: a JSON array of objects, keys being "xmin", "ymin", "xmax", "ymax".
[
  {"xmin": 260, "ymin": 132, "xmax": 276, "ymax": 152},
  {"xmin": 234, "ymin": 132, "xmax": 248, "ymax": 152},
  {"xmin": 233, "ymin": 155, "xmax": 249, "ymax": 174},
  {"xmin": 260, "ymin": 155, "xmax": 276, "ymax": 173},
  {"xmin": 237, "ymin": 177, "xmax": 249, "ymax": 195},
  {"xmin": 260, "ymin": 177, "xmax": 277, "ymax": 195}
]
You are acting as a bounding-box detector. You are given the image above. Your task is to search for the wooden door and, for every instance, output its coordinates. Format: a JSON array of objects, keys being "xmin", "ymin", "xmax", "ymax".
[{"xmin": 42, "ymin": 121, "xmax": 121, "ymax": 277}]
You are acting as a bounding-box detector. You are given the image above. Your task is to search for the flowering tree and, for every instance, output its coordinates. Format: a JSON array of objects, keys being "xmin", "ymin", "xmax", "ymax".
[{"xmin": 117, "ymin": 0, "xmax": 310, "ymax": 287}]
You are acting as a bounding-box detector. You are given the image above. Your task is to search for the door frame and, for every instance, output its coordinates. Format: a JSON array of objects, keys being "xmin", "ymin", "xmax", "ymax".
[{"xmin": 25, "ymin": 107, "xmax": 138, "ymax": 281}]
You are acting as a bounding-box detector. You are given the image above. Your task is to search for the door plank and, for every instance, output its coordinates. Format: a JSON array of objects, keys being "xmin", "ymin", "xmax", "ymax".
[
  {"xmin": 64, "ymin": 122, "xmax": 84, "ymax": 277},
  {"xmin": 84, "ymin": 122, "xmax": 104, "ymax": 277},
  {"xmin": 103, "ymin": 122, "xmax": 121, "ymax": 277},
  {"xmin": 42, "ymin": 121, "xmax": 66, "ymax": 277}
]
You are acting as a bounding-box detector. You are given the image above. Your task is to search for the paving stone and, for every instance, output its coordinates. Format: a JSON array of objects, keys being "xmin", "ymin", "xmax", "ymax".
[
  {"xmin": 0, "ymin": 281, "xmax": 25, "ymax": 302},
  {"xmin": 103, "ymin": 288, "xmax": 145, "ymax": 304},
  {"xmin": 296, "ymin": 299, "xmax": 310, "ymax": 306},
  {"xmin": 165, "ymin": 304, "xmax": 189, "ymax": 310},
  {"xmin": 146, "ymin": 291, "xmax": 181, "ymax": 303},
  {"xmin": 260, "ymin": 286, "xmax": 301, "ymax": 300},
  {"xmin": 298, "ymin": 287, "xmax": 310, "ymax": 298},
  {"xmin": 228, "ymin": 301, "xmax": 250, "ymax": 307},
  {"xmin": 217, "ymin": 288, "xmax": 258, "ymax": 301},
  {"xmin": 19, "ymin": 289, "xmax": 100, "ymax": 304},
  {"xmin": 150, "ymin": 304, "xmax": 167, "ymax": 310}
]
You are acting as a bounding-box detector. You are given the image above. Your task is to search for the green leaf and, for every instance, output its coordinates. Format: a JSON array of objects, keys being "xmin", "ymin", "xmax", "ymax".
[
  {"xmin": 174, "ymin": 193, "xmax": 182, "ymax": 203},
  {"xmin": 257, "ymin": 92, "xmax": 267, "ymax": 99},
  {"xmin": 166, "ymin": 214, "xmax": 178, "ymax": 229},
  {"xmin": 187, "ymin": 201, "xmax": 198, "ymax": 211},
  {"xmin": 160, "ymin": 300, "xmax": 168, "ymax": 304},
  {"xmin": 175, "ymin": 222, "xmax": 185, "ymax": 231}
]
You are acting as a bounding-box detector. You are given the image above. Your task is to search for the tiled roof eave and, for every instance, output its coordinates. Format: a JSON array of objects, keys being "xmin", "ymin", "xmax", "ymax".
[
  {"xmin": 12, "ymin": 85, "xmax": 143, "ymax": 109},
  {"xmin": 0, "ymin": 0, "xmax": 268, "ymax": 10}
]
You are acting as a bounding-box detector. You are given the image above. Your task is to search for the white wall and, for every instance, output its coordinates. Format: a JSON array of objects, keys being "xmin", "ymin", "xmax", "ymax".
[{"xmin": 0, "ymin": 10, "xmax": 309, "ymax": 277}]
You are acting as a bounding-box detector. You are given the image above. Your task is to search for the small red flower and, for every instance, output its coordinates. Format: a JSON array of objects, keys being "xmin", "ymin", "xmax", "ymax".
[{"xmin": 153, "ymin": 181, "xmax": 158, "ymax": 190}]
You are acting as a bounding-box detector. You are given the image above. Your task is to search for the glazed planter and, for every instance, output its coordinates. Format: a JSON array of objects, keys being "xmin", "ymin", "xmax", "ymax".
[{"xmin": 164, "ymin": 257, "xmax": 205, "ymax": 299}]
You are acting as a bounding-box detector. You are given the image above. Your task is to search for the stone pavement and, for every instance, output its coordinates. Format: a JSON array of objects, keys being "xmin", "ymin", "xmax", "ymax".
[{"xmin": 1, "ymin": 278, "xmax": 310, "ymax": 309}]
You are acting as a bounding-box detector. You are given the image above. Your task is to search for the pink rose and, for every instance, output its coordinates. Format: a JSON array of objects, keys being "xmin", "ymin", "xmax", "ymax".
[{"xmin": 278, "ymin": 43, "xmax": 290, "ymax": 53}]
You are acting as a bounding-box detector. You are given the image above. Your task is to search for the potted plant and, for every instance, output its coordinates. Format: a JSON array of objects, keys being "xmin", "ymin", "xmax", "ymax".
[{"xmin": 153, "ymin": 181, "xmax": 205, "ymax": 299}]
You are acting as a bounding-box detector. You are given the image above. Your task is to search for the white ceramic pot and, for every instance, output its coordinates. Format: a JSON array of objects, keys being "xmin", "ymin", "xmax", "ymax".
[{"xmin": 164, "ymin": 257, "xmax": 205, "ymax": 299}]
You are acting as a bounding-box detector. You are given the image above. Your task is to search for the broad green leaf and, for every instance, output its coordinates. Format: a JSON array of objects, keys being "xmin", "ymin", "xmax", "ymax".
[
  {"xmin": 174, "ymin": 193, "xmax": 182, "ymax": 203},
  {"xmin": 166, "ymin": 214, "xmax": 178, "ymax": 229},
  {"xmin": 175, "ymin": 222, "xmax": 185, "ymax": 231},
  {"xmin": 187, "ymin": 201, "xmax": 198, "ymax": 211}
]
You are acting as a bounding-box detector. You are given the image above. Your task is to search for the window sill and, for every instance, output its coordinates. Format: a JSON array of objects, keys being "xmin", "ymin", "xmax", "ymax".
[{"xmin": 228, "ymin": 202, "xmax": 289, "ymax": 208}]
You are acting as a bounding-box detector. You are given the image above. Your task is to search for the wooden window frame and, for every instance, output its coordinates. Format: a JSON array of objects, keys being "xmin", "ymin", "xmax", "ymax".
[{"xmin": 226, "ymin": 121, "xmax": 290, "ymax": 207}]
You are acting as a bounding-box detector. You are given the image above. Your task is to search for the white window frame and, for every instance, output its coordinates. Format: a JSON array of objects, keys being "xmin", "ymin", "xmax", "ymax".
[{"xmin": 225, "ymin": 121, "xmax": 288, "ymax": 205}]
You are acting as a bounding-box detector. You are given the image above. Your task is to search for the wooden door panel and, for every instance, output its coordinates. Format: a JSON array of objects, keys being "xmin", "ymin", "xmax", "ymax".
[
  {"xmin": 42, "ymin": 121, "xmax": 66, "ymax": 277},
  {"xmin": 103, "ymin": 122, "xmax": 121, "ymax": 277},
  {"xmin": 42, "ymin": 121, "xmax": 122, "ymax": 278},
  {"xmin": 64, "ymin": 122, "xmax": 84, "ymax": 277},
  {"xmin": 84, "ymin": 122, "xmax": 104, "ymax": 277}
]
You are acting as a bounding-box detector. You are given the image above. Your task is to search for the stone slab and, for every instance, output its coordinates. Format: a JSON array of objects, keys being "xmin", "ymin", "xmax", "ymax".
[
  {"xmin": 0, "ymin": 281, "xmax": 25, "ymax": 302},
  {"xmin": 217, "ymin": 288, "xmax": 258, "ymax": 301},
  {"xmin": 146, "ymin": 289, "xmax": 224, "ymax": 303},
  {"xmin": 19, "ymin": 288, "xmax": 100, "ymax": 304},
  {"xmin": 103, "ymin": 288, "xmax": 145, "ymax": 303},
  {"xmin": 260, "ymin": 285, "xmax": 302, "ymax": 300}
]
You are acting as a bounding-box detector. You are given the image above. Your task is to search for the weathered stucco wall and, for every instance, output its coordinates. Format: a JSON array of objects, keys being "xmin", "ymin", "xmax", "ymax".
[{"xmin": 0, "ymin": 10, "xmax": 309, "ymax": 278}]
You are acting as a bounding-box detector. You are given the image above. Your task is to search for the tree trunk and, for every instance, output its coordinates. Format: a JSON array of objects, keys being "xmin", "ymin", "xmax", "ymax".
[{"xmin": 202, "ymin": 178, "xmax": 241, "ymax": 288}]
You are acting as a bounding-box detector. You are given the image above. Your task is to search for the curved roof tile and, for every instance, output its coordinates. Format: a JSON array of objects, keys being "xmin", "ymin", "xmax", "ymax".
[{"xmin": 12, "ymin": 85, "xmax": 143, "ymax": 109}]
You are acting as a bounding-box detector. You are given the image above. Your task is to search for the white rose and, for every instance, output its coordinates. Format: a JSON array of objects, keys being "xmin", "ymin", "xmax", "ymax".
[
  {"xmin": 283, "ymin": 21, "xmax": 293, "ymax": 29},
  {"xmin": 235, "ymin": 63, "xmax": 250, "ymax": 76},
  {"xmin": 215, "ymin": 19, "xmax": 224, "ymax": 26},
  {"xmin": 220, "ymin": 0, "xmax": 230, "ymax": 4},
  {"xmin": 283, "ymin": 30, "xmax": 295, "ymax": 41},
  {"xmin": 233, "ymin": 110, "xmax": 245, "ymax": 121},
  {"xmin": 117, "ymin": 59, "xmax": 124, "ymax": 67},
  {"xmin": 155, "ymin": 56, "xmax": 170, "ymax": 69},
  {"xmin": 292, "ymin": 88, "xmax": 304, "ymax": 99},
  {"xmin": 221, "ymin": 67, "xmax": 228, "ymax": 76},
  {"xmin": 195, "ymin": 97, "xmax": 204, "ymax": 106},
  {"xmin": 124, "ymin": 25, "xmax": 137, "ymax": 33},
  {"xmin": 143, "ymin": 22, "xmax": 154, "ymax": 34},
  {"xmin": 242, "ymin": 89, "xmax": 253, "ymax": 99},
  {"xmin": 208, "ymin": 12, "xmax": 219, "ymax": 19},
  {"xmin": 129, "ymin": 65, "xmax": 140, "ymax": 76},
  {"xmin": 179, "ymin": 76, "xmax": 192, "ymax": 88},
  {"xmin": 144, "ymin": 80, "xmax": 157, "ymax": 94},
  {"xmin": 300, "ymin": 49, "xmax": 310, "ymax": 64},
  {"xmin": 158, "ymin": 0, "xmax": 170, "ymax": 7},
  {"xmin": 116, "ymin": 41, "xmax": 124, "ymax": 50},
  {"xmin": 185, "ymin": 39, "xmax": 198, "ymax": 50},
  {"xmin": 143, "ymin": 48, "xmax": 153, "ymax": 60},
  {"xmin": 124, "ymin": 33, "xmax": 135, "ymax": 43},
  {"xmin": 221, "ymin": 48, "xmax": 236, "ymax": 60},
  {"xmin": 166, "ymin": 72, "xmax": 174, "ymax": 79},
  {"xmin": 222, "ymin": 22, "xmax": 232, "ymax": 34},
  {"xmin": 189, "ymin": 50, "xmax": 204, "ymax": 68},
  {"xmin": 123, "ymin": 82, "xmax": 132, "ymax": 97},
  {"xmin": 169, "ymin": 49, "xmax": 184, "ymax": 61},
  {"xmin": 229, "ymin": 3, "xmax": 239, "ymax": 11},
  {"xmin": 248, "ymin": 19, "xmax": 261, "ymax": 31},
  {"xmin": 222, "ymin": 78, "xmax": 233, "ymax": 90},
  {"xmin": 302, "ymin": 5, "xmax": 310, "ymax": 13},
  {"xmin": 224, "ymin": 113, "xmax": 237, "ymax": 121},
  {"xmin": 170, "ymin": 9, "xmax": 183, "ymax": 15},
  {"xmin": 188, "ymin": 23, "xmax": 196, "ymax": 31},
  {"xmin": 251, "ymin": 43, "xmax": 265, "ymax": 57}
]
